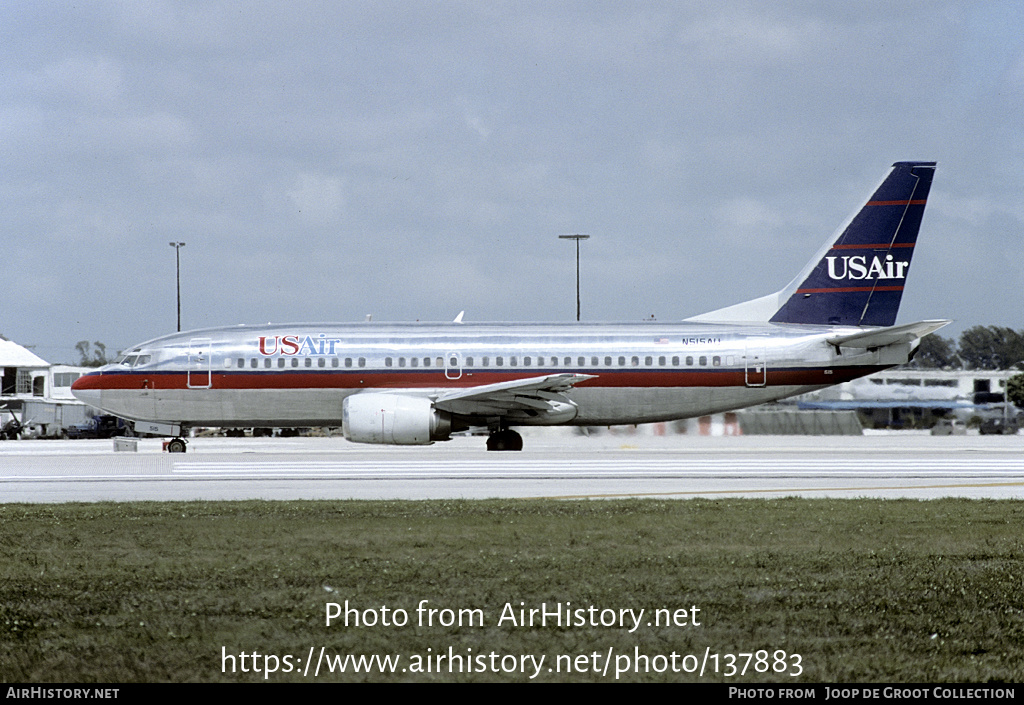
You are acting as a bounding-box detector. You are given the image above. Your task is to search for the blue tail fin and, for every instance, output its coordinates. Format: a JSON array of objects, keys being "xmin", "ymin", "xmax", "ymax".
[{"xmin": 769, "ymin": 161, "xmax": 936, "ymax": 327}]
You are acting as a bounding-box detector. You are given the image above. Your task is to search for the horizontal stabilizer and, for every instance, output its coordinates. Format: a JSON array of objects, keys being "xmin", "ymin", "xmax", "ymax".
[{"xmin": 826, "ymin": 319, "xmax": 950, "ymax": 350}]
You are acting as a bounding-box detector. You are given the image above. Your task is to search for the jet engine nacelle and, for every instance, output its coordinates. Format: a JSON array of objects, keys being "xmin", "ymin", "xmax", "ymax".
[{"xmin": 342, "ymin": 393, "xmax": 452, "ymax": 445}]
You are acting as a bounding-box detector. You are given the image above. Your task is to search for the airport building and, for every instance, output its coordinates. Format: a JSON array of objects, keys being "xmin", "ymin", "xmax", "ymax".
[
  {"xmin": 0, "ymin": 335, "xmax": 94, "ymax": 438},
  {"xmin": 795, "ymin": 368, "xmax": 1020, "ymax": 430}
]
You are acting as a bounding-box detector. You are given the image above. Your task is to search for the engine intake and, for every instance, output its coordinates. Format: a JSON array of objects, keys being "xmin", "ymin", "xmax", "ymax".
[{"xmin": 342, "ymin": 393, "xmax": 452, "ymax": 445}]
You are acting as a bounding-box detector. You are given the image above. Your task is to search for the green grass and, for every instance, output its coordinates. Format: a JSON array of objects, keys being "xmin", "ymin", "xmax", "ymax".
[{"xmin": 2, "ymin": 499, "xmax": 1023, "ymax": 682}]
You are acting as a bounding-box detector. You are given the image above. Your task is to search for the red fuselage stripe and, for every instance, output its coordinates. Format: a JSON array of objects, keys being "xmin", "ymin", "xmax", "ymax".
[{"xmin": 74, "ymin": 366, "xmax": 885, "ymax": 392}]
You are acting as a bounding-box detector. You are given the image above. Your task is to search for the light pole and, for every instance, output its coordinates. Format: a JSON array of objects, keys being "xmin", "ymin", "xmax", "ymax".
[
  {"xmin": 169, "ymin": 242, "xmax": 185, "ymax": 331},
  {"xmin": 558, "ymin": 234, "xmax": 590, "ymax": 321}
]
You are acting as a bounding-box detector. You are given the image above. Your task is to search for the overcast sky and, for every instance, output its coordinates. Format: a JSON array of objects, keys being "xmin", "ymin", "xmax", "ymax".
[{"xmin": 3, "ymin": 1, "xmax": 1022, "ymax": 363}]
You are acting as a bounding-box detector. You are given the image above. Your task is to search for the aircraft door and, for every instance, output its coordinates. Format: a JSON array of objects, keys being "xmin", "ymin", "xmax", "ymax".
[
  {"xmin": 187, "ymin": 337, "xmax": 213, "ymax": 389},
  {"xmin": 445, "ymin": 351, "xmax": 462, "ymax": 380},
  {"xmin": 744, "ymin": 340, "xmax": 767, "ymax": 387}
]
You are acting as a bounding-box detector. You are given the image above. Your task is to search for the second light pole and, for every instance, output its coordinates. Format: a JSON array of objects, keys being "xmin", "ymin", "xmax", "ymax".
[
  {"xmin": 169, "ymin": 241, "xmax": 186, "ymax": 331},
  {"xmin": 558, "ymin": 234, "xmax": 590, "ymax": 321}
]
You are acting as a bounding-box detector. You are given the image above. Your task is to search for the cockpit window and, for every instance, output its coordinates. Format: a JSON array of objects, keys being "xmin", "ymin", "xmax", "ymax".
[{"xmin": 119, "ymin": 354, "xmax": 152, "ymax": 367}]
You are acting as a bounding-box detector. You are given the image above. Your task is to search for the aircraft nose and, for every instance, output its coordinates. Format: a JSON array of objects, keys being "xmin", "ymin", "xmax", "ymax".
[
  {"xmin": 70, "ymin": 375, "xmax": 102, "ymax": 408},
  {"xmin": 70, "ymin": 387, "xmax": 102, "ymax": 408}
]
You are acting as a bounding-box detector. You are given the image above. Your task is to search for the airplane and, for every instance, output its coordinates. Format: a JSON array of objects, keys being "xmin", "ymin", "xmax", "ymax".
[{"xmin": 72, "ymin": 161, "xmax": 946, "ymax": 452}]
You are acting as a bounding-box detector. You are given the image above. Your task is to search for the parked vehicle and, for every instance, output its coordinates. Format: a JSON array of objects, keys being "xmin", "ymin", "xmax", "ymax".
[
  {"xmin": 65, "ymin": 415, "xmax": 131, "ymax": 439},
  {"xmin": 979, "ymin": 417, "xmax": 1020, "ymax": 435},
  {"xmin": 930, "ymin": 418, "xmax": 967, "ymax": 436}
]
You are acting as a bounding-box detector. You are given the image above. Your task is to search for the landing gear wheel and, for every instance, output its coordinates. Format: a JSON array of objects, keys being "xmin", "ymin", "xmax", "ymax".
[
  {"xmin": 167, "ymin": 438, "xmax": 187, "ymax": 453},
  {"xmin": 486, "ymin": 429, "xmax": 523, "ymax": 451}
]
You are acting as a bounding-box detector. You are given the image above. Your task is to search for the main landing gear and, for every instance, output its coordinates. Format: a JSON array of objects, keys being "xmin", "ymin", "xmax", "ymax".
[{"xmin": 486, "ymin": 428, "xmax": 523, "ymax": 451}]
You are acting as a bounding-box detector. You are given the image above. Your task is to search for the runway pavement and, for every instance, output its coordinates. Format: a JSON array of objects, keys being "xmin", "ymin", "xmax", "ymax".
[{"xmin": 2, "ymin": 430, "xmax": 1024, "ymax": 503}]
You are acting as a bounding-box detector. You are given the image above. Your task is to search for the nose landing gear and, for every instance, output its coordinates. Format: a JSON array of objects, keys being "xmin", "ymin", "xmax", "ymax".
[{"xmin": 166, "ymin": 437, "xmax": 188, "ymax": 453}]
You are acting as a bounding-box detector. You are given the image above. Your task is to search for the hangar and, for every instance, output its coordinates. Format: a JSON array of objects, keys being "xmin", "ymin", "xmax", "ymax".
[{"xmin": 0, "ymin": 335, "xmax": 94, "ymax": 438}]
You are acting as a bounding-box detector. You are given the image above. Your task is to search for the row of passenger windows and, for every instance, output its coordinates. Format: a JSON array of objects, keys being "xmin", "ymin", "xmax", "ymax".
[{"xmin": 232, "ymin": 355, "xmax": 733, "ymax": 370}]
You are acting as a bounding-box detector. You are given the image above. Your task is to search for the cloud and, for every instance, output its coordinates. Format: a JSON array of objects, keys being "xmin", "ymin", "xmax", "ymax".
[
  {"xmin": 286, "ymin": 173, "xmax": 346, "ymax": 224},
  {"xmin": 1, "ymin": 1, "xmax": 1022, "ymax": 355}
]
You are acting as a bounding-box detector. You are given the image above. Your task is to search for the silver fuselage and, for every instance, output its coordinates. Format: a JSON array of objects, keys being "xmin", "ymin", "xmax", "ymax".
[{"xmin": 71, "ymin": 321, "xmax": 910, "ymax": 429}]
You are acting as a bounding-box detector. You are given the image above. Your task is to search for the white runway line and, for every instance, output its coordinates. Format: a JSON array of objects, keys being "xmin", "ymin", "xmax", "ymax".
[{"xmin": 170, "ymin": 457, "xmax": 1024, "ymax": 479}]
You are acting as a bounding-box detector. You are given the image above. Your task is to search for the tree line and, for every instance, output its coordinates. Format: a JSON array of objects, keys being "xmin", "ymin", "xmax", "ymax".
[
  {"xmin": 75, "ymin": 341, "xmax": 111, "ymax": 367},
  {"xmin": 911, "ymin": 325, "xmax": 1024, "ymax": 371}
]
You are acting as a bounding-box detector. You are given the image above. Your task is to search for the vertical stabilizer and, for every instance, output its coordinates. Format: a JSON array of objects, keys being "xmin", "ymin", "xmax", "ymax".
[{"xmin": 769, "ymin": 161, "xmax": 936, "ymax": 327}]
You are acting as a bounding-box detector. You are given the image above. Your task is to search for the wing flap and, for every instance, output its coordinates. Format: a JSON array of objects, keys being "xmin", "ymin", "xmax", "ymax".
[{"xmin": 434, "ymin": 373, "xmax": 596, "ymax": 418}]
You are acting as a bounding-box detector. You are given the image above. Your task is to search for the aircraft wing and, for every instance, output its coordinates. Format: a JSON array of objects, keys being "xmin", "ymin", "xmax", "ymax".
[
  {"xmin": 826, "ymin": 320, "xmax": 951, "ymax": 350},
  {"xmin": 433, "ymin": 373, "xmax": 596, "ymax": 417}
]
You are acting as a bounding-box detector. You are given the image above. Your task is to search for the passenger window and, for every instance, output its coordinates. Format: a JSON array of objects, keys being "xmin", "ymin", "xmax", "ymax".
[
  {"xmin": 332, "ymin": 358, "xmax": 339, "ymax": 368},
  {"xmin": 278, "ymin": 358, "xmax": 285, "ymax": 368},
  {"xmin": 645, "ymin": 356, "xmax": 653, "ymax": 366},
  {"xmin": 399, "ymin": 357, "xmax": 406, "ymax": 367},
  {"xmin": 631, "ymin": 356, "xmax": 639, "ymax": 366},
  {"xmin": 250, "ymin": 358, "xmax": 258, "ymax": 369},
  {"xmin": 410, "ymin": 357, "xmax": 418, "ymax": 367},
  {"xmin": 482, "ymin": 356, "xmax": 489, "ymax": 367},
  {"xmin": 713, "ymin": 356, "xmax": 721, "ymax": 366},
  {"xmin": 292, "ymin": 358, "xmax": 299, "ymax": 368},
  {"xmin": 699, "ymin": 356, "xmax": 707, "ymax": 366},
  {"xmin": 618, "ymin": 356, "xmax": 626, "ymax": 366},
  {"xmin": 358, "ymin": 358, "xmax": 366, "ymax": 367},
  {"xmin": 237, "ymin": 358, "xmax": 245, "ymax": 368},
  {"xmin": 318, "ymin": 358, "xmax": 326, "ymax": 368},
  {"xmin": 385, "ymin": 357, "xmax": 393, "ymax": 367},
  {"xmin": 672, "ymin": 356, "xmax": 679, "ymax": 366},
  {"xmin": 264, "ymin": 358, "xmax": 272, "ymax": 369},
  {"xmin": 524, "ymin": 356, "xmax": 531, "ymax": 366},
  {"xmin": 659, "ymin": 356, "xmax": 666, "ymax": 366},
  {"xmin": 578, "ymin": 356, "xmax": 585, "ymax": 366},
  {"xmin": 604, "ymin": 356, "xmax": 612, "ymax": 366},
  {"xmin": 496, "ymin": 356, "xmax": 504, "ymax": 366},
  {"xmin": 436, "ymin": 357, "xmax": 443, "ymax": 368},
  {"xmin": 564, "ymin": 357, "xmax": 572, "ymax": 366},
  {"xmin": 344, "ymin": 358, "xmax": 352, "ymax": 368},
  {"xmin": 686, "ymin": 356, "xmax": 694, "ymax": 366},
  {"xmin": 510, "ymin": 356, "xmax": 517, "ymax": 366}
]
